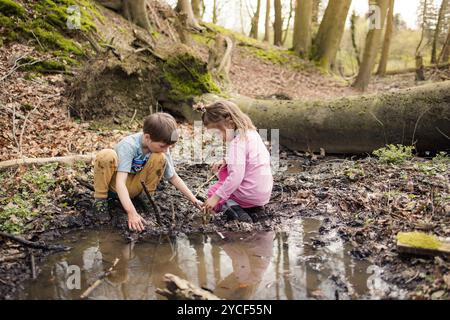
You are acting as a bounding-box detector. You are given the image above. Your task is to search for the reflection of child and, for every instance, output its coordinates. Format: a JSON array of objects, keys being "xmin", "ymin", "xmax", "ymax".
[
  {"xmin": 199, "ymin": 101, "xmax": 273, "ymax": 223},
  {"xmin": 214, "ymin": 231, "xmax": 274, "ymax": 299}
]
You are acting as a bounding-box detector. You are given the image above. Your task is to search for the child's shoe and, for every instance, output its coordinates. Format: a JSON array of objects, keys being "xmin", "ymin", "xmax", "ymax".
[
  {"xmin": 223, "ymin": 205, "xmax": 253, "ymax": 223},
  {"xmin": 245, "ymin": 206, "xmax": 269, "ymax": 222}
]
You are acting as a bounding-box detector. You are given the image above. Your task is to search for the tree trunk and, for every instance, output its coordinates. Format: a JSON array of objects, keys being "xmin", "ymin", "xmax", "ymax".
[
  {"xmin": 352, "ymin": 0, "xmax": 389, "ymax": 91},
  {"xmin": 122, "ymin": 0, "xmax": 152, "ymax": 31},
  {"xmin": 191, "ymin": 0, "xmax": 202, "ymax": 19},
  {"xmin": 312, "ymin": 0, "xmax": 352, "ymax": 70},
  {"xmin": 282, "ymin": 0, "xmax": 294, "ymax": 45},
  {"xmin": 350, "ymin": 10, "xmax": 361, "ymax": 67},
  {"xmin": 176, "ymin": 0, "xmax": 203, "ymax": 30},
  {"xmin": 293, "ymin": 0, "xmax": 313, "ymax": 57},
  {"xmin": 212, "ymin": 0, "xmax": 218, "ymax": 24},
  {"xmin": 263, "ymin": 0, "xmax": 271, "ymax": 42},
  {"xmin": 249, "ymin": 0, "xmax": 262, "ymax": 39},
  {"xmin": 376, "ymin": 0, "xmax": 395, "ymax": 76},
  {"xmin": 184, "ymin": 82, "xmax": 450, "ymax": 154},
  {"xmin": 415, "ymin": 54, "xmax": 425, "ymax": 81},
  {"xmin": 311, "ymin": 0, "xmax": 321, "ymax": 29},
  {"xmin": 431, "ymin": 0, "xmax": 448, "ymax": 64},
  {"xmin": 441, "ymin": 27, "xmax": 450, "ymax": 62},
  {"xmin": 273, "ymin": 0, "xmax": 283, "ymax": 46}
]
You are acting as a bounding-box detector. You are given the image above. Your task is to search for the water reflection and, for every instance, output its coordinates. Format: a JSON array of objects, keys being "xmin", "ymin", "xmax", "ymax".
[{"xmin": 20, "ymin": 218, "xmax": 404, "ymax": 300}]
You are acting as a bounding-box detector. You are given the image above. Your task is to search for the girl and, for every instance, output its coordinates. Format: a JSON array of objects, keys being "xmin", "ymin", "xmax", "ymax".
[{"xmin": 200, "ymin": 101, "xmax": 273, "ymax": 223}]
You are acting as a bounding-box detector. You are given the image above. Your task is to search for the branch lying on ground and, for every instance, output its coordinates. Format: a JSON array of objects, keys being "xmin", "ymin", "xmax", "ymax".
[
  {"xmin": 0, "ymin": 231, "xmax": 70, "ymax": 252},
  {"xmin": 0, "ymin": 154, "xmax": 95, "ymax": 170}
]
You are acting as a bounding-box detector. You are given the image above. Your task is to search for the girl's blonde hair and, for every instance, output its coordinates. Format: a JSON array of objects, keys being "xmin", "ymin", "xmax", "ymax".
[{"xmin": 201, "ymin": 100, "xmax": 256, "ymax": 133}]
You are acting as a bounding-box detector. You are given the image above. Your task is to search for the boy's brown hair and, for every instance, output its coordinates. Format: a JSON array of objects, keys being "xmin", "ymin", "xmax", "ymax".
[{"xmin": 143, "ymin": 112, "xmax": 179, "ymax": 144}]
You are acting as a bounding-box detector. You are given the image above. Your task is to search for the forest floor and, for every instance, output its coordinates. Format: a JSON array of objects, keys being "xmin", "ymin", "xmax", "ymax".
[{"xmin": 1, "ymin": 26, "xmax": 450, "ymax": 299}]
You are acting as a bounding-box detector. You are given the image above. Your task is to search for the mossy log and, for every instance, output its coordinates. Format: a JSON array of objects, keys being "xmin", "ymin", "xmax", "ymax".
[{"xmin": 179, "ymin": 81, "xmax": 450, "ymax": 154}]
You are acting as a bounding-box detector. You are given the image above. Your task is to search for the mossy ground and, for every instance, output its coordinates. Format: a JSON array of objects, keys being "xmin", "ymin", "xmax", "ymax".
[
  {"xmin": 0, "ymin": 162, "xmax": 92, "ymax": 235},
  {"xmin": 0, "ymin": 0, "xmax": 104, "ymax": 69},
  {"xmin": 162, "ymin": 50, "xmax": 221, "ymax": 101}
]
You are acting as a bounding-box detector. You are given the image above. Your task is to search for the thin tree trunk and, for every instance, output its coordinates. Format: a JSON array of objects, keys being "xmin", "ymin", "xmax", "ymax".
[
  {"xmin": 249, "ymin": 0, "xmax": 262, "ymax": 39},
  {"xmin": 311, "ymin": 0, "xmax": 352, "ymax": 70},
  {"xmin": 311, "ymin": 0, "xmax": 321, "ymax": 28},
  {"xmin": 440, "ymin": 26, "xmax": 450, "ymax": 62},
  {"xmin": 350, "ymin": 11, "xmax": 361, "ymax": 67},
  {"xmin": 431, "ymin": 0, "xmax": 448, "ymax": 64},
  {"xmin": 213, "ymin": 0, "xmax": 218, "ymax": 24},
  {"xmin": 282, "ymin": 0, "xmax": 294, "ymax": 45},
  {"xmin": 264, "ymin": 0, "xmax": 271, "ymax": 42},
  {"xmin": 273, "ymin": 0, "xmax": 283, "ymax": 46},
  {"xmin": 415, "ymin": 0, "xmax": 428, "ymax": 80},
  {"xmin": 294, "ymin": 0, "xmax": 313, "ymax": 57},
  {"xmin": 122, "ymin": 0, "xmax": 152, "ymax": 31},
  {"xmin": 352, "ymin": 0, "xmax": 389, "ymax": 91},
  {"xmin": 377, "ymin": 0, "xmax": 395, "ymax": 76},
  {"xmin": 176, "ymin": 0, "xmax": 203, "ymax": 30},
  {"xmin": 191, "ymin": 0, "xmax": 202, "ymax": 19}
]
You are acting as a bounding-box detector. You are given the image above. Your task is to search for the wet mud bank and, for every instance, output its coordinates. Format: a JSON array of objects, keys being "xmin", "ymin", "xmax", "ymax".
[{"xmin": 1, "ymin": 152, "xmax": 449, "ymax": 299}]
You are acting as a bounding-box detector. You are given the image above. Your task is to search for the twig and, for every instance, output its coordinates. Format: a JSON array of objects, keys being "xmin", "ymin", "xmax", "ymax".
[
  {"xmin": 75, "ymin": 177, "xmax": 95, "ymax": 191},
  {"xmin": 0, "ymin": 231, "xmax": 70, "ymax": 252},
  {"xmin": 30, "ymin": 252, "xmax": 36, "ymax": 279},
  {"xmin": 0, "ymin": 253, "xmax": 26, "ymax": 263},
  {"xmin": 194, "ymin": 174, "xmax": 216, "ymax": 198},
  {"xmin": 31, "ymin": 30, "xmax": 45, "ymax": 50},
  {"xmin": 18, "ymin": 100, "xmax": 41, "ymax": 156},
  {"xmin": 435, "ymin": 126, "xmax": 450, "ymax": 140},
  {"xmin": 0, "ymin": 56, "xmax": 44, "ymax": 82},
  {"xmin": 140, "ymin": 181, "xmax": 162, "ymax": 225},
  {"xmin": 80, "ymin": 258, "xmax": 120, "ymax": 299},
  {"xmin": 129, "ymin": 109, "xmax": 137, "ymax": 126},
  {"xmin": 411, "ymin": 108, "xmax": 430, "ymax": 146}
]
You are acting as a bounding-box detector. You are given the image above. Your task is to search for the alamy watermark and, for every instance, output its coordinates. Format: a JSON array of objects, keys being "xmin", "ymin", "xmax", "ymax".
[
  {"xmin": 66, "ymin": 5, "xmax": 81, "ymax": 30},
  {"xmin": 368, "ymin": 5, "xmax": 382, "ymax": 30}
]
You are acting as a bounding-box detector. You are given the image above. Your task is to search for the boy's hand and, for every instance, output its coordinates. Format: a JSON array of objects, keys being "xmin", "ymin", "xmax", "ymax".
[
  {"xmin": 193, "ymin": 199, "xmax": 203, "ymax": 209},
  {"xmin": 211, "ymin": 159, "xmax": 225, "ymax": 174},
  {"xmin": 127, "ymin": 212, "xmax": 147, "ymax": 232}
]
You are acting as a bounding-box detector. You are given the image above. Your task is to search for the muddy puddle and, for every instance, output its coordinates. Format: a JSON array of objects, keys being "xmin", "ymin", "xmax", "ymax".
[{"xmin": 17, "ymin": 218, "xmax": 405, "ymax": 300}]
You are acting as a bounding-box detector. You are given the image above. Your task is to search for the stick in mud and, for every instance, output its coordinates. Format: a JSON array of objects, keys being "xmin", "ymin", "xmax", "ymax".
[
  {"xmin": 80, "ymin": 258, "xmax": 120, "ymax": 299},
  {"xmin": 140, "ymin": 181, "xmax": 162, "ymax": 225},
  {"xmin": 0, "ymin": 231, "xmax": 70, "ymax": 252}
]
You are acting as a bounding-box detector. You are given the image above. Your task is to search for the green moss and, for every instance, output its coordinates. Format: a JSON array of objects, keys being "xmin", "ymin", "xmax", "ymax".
[
  {"xmin": 18, "ymin": 57, "xmax": 67, "ymax": 73},
  {"xmin": 246, "ymin": 46, "xmax": 289, "ymax": 65},
  {"xmin": 0, "ymin": 164, "xmax": 58, "ymax": 234},
  {"xmin": 0, "ymin": 0, "xmax": 26, "ymax": 17},
  {"xmin": 373, "ymin": 144, "xmax": 414, "ymax": 164},
  {"xmin": 163, "ymin": 52, "xmax": 221, "ymax": 101},
  {"xmin": 397, "ymin": 232, "xmax": 442, "ymax": 250}
]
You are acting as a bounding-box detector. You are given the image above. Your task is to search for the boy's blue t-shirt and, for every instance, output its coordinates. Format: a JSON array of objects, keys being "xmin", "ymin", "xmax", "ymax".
[{"xmin": 114, "ymin": 132, "xmax": 175, "ymax": 180}]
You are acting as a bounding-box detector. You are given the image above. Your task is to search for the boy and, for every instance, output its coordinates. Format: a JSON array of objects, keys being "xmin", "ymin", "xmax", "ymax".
[{"xmin": 93, "ymin": 112, "xmax": 202, "ymax": 232}]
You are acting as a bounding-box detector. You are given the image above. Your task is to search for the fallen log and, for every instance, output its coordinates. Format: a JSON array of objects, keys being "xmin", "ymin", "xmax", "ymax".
[
  {"xmin": 384, "ymin": 62, "xmax": 450, "ymax": 76},
  {"xmin": 181, "ymin": 81, "xmax": 450, "ymax": 154},
  {"xmin": 156, "ymin": 273, "xmax": 221, "ymax": 300},
  {"xmin": 0, "ymin": 154, "xmax": 95, "ymax": 170},
  {"xmin": 397, "ymin": 232, "xmax": 450, "ymax": 257},
  {"xmin": 0, "ymin": 231, "xmax": 71, "ymax": 252}
]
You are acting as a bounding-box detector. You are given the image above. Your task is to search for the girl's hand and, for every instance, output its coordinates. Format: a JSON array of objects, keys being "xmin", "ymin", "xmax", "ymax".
[
  {"xmin": 211, "ymin": 159, "xmax": 225, "ymax": 174},
  {"xmin": 204, "ymin": 195, "xmax": 221, "ymax": 213}
]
